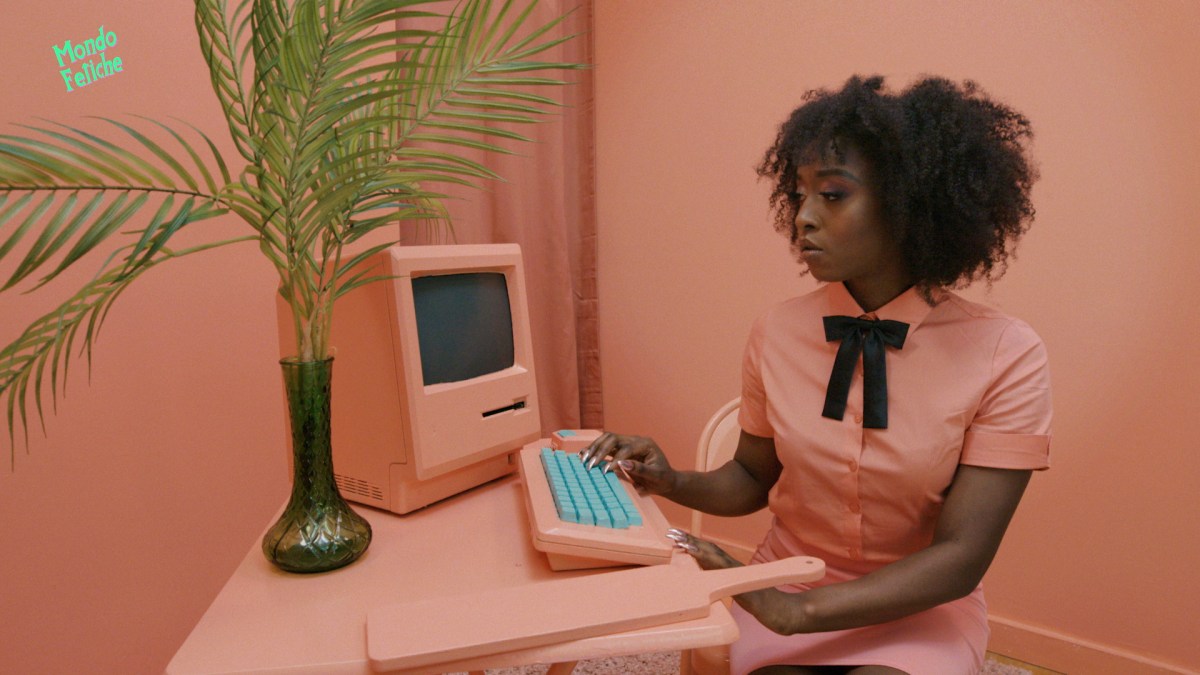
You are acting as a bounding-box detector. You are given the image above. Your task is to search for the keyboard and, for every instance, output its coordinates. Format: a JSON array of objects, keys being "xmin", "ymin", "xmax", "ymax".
[
  {"xmin": 539, "ymin": 447, "xmax": 643, "ymax": 528},
  {"xmin": 517, "ymin": 431, "xmax": 675, "ymax": 570}
]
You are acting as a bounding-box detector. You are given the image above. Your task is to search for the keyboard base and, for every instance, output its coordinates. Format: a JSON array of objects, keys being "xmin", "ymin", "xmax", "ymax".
[
  {"xmin": 546, "ymin": 551, "xmax": 630, "ymax": 571},
  {"xmin": 518, "ymin": 440, "xmax": 675, "ymax": 570}
]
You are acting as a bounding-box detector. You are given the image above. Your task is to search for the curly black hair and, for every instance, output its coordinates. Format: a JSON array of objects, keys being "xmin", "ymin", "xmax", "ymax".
[{"xmin": 757, "ymin": 75, "xmax": 1038, "ymax": 298}]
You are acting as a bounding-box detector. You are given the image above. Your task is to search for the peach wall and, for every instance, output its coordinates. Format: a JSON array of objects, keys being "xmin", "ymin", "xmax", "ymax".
[
  {"xmin": 594, "ymin": 1, "xmax": 1200, "ymax": 672},
  {"xmin": 0, "ymin": 2, "xmax": 287, "ymax": 673}
]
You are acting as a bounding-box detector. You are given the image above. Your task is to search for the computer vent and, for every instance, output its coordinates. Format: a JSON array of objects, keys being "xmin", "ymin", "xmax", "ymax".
[{"xmin": 335, "ymin": 473, "xmax": 384, "ymax": 502}]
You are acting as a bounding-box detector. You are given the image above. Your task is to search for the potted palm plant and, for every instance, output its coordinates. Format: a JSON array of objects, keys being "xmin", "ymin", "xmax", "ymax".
[{"xmin": 0, "ymin": 0, "xmax": 580, "ymax": 572}]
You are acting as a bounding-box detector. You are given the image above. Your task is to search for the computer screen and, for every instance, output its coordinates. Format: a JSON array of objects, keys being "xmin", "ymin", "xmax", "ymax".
[
  {"xmin": 412, "ymin": 273, "xmax": 515, "ymax": 386},
  {"xmin": 277, "ymin": 243, "xmax": 542, "ymax": 514}
]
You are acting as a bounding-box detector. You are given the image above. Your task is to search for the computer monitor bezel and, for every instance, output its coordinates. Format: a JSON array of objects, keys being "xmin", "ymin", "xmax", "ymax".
[{"xmin": 381, "ymin": 243, "xmax": 541, "ymax": 481}]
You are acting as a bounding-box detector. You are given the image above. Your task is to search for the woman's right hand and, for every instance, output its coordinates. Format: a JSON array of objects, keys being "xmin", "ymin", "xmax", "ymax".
[{"xmin": 578, "ymin": 432, "xmax": 678, "ymax": 496}]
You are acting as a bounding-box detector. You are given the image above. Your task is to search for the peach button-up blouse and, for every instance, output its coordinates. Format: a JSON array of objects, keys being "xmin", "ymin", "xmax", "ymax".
[{"xmin": 739, "ymin": 282, "xmax": 1052, "ymax": 572}]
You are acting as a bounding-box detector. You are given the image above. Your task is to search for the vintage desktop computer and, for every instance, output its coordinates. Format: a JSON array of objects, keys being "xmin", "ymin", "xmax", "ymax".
[{"xmin": 276, "ymin": 243, "xmax": 542, "ymax": 514}]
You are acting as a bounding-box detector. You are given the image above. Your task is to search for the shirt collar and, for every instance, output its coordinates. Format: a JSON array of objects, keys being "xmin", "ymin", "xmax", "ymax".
[{"xmin": 823, "ymin": 282, "xmax": 936, "ymax": 333}]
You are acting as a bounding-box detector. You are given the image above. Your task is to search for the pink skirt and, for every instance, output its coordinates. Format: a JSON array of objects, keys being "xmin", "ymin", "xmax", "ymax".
[{"xmin": 729, "ymin": 547, "xmax": 989, "ymax": 675}]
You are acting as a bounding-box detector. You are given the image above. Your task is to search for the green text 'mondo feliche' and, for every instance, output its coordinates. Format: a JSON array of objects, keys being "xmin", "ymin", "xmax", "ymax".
[{"xmin": 53, "ymin": 26, "xmax": 124, "ymax": 92}]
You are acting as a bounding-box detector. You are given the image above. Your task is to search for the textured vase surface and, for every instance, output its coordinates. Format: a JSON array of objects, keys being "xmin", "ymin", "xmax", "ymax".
[{"xmin": 261, "ymin": 357, "xmax": 371, "ymax": 573}]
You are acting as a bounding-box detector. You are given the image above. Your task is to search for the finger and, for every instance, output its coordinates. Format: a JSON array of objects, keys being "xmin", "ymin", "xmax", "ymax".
[
  {"xmin": 620, "ymin": 459, "xmax": 674, "ymax": 496},
  {"xmin": 665, "ymin": 528, "xmax": 697, "ymax": 553},
  {"xmin": 602, "ymin": 442, "xmax": 643, "ymax": 474},
  {"xmin": 586, "ymin": 444, "xmax": 612, "ymax": 470},
  {"xmin": 610, "ymin": 458, "xmax": 654, "ymax": 483},
  {"xmin": 579, "ymin": 433, "xmax": 616, "ymax": 467},
  {"xmin": 591, "ymin": 435, "xmax": 637, "ymax": 471},
  {"xmin": 607, "ymin": 437, "xmax": 661, "ymax": 473},
  {"xmin": 607, "ymin": 440, "xmax": 644, "ymax": 468},
  {"xmin": 578, "ymin": 432, "xmax": 610, "ymax": 461},
  {"xmin": 613, "ymin": 458, "xmax": 634, "ymax": 481},
  {"xmin": 613, "ymin": 458, "xmax": 651, "ymax": 484},
  {"xmin": 619, "ymin": 455, "xmax": 665, "ymax": 481}
]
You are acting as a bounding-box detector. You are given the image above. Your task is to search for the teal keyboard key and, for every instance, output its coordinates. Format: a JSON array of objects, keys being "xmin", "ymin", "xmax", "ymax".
[
  {"xmin": 603, "ymin": 470, "xmax": 642, "ymax": 526},
  {"xmin": 538, "ymin": 448, "xmax": 641, "ymax": 529}
]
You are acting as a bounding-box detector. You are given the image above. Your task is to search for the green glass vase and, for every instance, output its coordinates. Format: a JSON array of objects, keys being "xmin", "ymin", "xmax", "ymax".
[{"xmin": 262, "ymin": 357, "xmax": 372, "ymax": 573}]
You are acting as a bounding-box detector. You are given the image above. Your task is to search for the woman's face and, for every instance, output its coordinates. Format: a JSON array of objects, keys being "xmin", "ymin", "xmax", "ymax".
[{"xmin": 791, "ymin": 145, "xmax": 910, "ymax": 311}]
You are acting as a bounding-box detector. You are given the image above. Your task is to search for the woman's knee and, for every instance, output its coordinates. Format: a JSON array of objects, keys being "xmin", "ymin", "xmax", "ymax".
[{"xmin": 748, "ymin": 662, "xmax": 844, "ymax": 667}]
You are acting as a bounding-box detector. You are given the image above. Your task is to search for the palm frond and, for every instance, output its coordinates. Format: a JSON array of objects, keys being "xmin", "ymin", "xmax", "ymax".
[
  {"xmin": 0, "ymin": 119, "xmax": 232, "ymax": 290},
  {"xmin": 195, "ymin": 0, "xmax": 258, "ymax": 161},
  {"xmin": 2, "ymin": 235, "xmax": 254, "ymax": 466}
]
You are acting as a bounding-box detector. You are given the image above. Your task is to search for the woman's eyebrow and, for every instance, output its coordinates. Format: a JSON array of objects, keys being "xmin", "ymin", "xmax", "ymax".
[{"xmin": 815, "ymin": 167, "xmax": 863, "ymax": 183}]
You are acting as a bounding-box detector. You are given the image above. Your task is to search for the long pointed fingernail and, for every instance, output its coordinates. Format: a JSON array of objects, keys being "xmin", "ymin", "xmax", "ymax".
[
  {"xmin": 615, "ymin": 460, "xmax": 632, "ymax": 479},
  {"xmin": 673, "ymin": 541, "xmax": 698, "ymax": 553},
  {"xmin": 666, "ymin": 528, "xmax": 687, "ymax": 542}
]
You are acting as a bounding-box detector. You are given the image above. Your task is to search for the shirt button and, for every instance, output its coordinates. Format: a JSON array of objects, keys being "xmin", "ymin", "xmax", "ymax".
[
  {"xmin": 853, "ymin": 414, "xmax": 863, "ymax": 424},
  {"xmin": 848, "ymin": 459, "xmax": 858, "ymax": 471},
  {"xmin": 849, "ymin": 500, "xmax": 861, "ymax": 514}
]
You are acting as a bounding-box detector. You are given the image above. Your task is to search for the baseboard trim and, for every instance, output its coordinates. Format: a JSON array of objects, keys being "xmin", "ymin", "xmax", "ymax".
[{"xmin": 985, "ymin": 615, "xmax": 1192, "ymax": 674}]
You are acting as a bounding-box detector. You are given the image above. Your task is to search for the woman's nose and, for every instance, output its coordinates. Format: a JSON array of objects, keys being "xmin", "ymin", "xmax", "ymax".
[{"xmin": 795, "ymin": 199, "xmax": 818, "ymax": 229}]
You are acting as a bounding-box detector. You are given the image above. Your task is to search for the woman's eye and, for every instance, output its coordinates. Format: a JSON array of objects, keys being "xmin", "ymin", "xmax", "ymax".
[{"xmin": 820, "ymin": 191, "xmax": 845, "ymax": 202}]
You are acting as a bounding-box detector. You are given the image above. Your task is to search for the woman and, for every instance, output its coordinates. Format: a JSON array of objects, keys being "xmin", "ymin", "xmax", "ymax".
[{"xmin": 580, "ymin": 75, "xmax": 1051, "ymax": 674}]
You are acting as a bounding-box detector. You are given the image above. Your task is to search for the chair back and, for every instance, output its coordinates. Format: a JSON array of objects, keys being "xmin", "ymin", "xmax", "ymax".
[
  {"xmin": 689, "ymin": 397, "xmax": 742, "ymax": 535},
  {"xmin": 682, "ymin": 397, "xmax": 744, "ymax": 675}
]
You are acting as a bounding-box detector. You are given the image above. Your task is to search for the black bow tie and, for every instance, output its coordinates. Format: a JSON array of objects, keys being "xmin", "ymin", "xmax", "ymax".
[{"xmin": 822, "ymin": 316, "xmax": 910, "ymax": 429}]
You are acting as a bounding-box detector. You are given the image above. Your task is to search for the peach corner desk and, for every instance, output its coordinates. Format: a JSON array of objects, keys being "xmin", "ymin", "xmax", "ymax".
[{"xmin": 166, "ymin": 471, "xmax": 742, "ymax": 674}]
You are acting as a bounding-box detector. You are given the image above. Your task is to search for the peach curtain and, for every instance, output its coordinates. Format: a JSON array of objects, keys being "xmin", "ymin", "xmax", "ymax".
[{"xmin": 400, "ymin": 0, "xmax": 602, "ymax": 431}]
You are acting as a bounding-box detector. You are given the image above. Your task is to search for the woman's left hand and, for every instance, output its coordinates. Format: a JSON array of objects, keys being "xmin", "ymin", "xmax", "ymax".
[
  {"xmin": 665, "ymin": 528, "xmax": 743, "ymax": 571},
  {"xmin": 665, "ymin": 528, "xmax": 812, "ymax": 635}
]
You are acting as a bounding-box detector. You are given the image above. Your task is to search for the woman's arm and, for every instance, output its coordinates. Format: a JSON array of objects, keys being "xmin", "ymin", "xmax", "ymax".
[
  {"xmin": 669, "ymin": 431, "xmax": 782, "ymax": 516},
  {"xmin": 683, "ymin": 464, "xmax": 1032, "ymax": 634}
]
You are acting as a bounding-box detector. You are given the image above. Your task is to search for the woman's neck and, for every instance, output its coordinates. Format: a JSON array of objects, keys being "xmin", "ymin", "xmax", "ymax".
[{"xmin": 844, "ymin": 279, "xmax": 912, "ymax": 314}]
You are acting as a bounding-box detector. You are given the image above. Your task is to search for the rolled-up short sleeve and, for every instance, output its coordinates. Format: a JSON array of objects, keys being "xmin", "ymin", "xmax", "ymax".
[
  {"xmin": 960, "ymin": 319, "xmax": 1053, "ymax": 470},
  {"xmin": 739, "ymin": 314, "xmax": 774, "ymax": 438}
]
